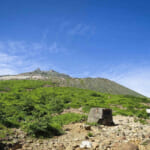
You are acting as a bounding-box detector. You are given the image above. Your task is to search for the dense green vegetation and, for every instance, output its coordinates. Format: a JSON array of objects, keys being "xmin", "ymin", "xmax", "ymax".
[{"xmin": 0, "ymin": 80, "xmax": 149, "ymax": 138}]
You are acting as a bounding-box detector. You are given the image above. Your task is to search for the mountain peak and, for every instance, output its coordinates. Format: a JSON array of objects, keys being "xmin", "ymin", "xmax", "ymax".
[
  {"xmin": 49, "ymin": 69, "xmax": 56, "ymax": 73},
  {"xmin": 34, "ymin": 68, "xmax": 42, "ymax": 73},
  {"xmin": 19, "ymin": 69, "xmax": 71, "ymax": 78}
]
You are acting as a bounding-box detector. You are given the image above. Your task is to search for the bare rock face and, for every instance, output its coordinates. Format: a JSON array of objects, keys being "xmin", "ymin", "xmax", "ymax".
[{"xmin": 87, "ymin": 108, "xmax": 114, "ymax": 125}]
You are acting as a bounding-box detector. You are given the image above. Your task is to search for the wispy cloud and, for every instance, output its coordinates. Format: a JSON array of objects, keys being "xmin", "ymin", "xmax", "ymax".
[
  {"xmin": 0, "ymin": 51, "xmax": 54, "ymax": 75},
  {"xmin": 0, "ymin": 53, "xmax": 17, "ymax": 63},
  {"xmin": 98, "ymin": 65, "xmax": 150, "ymax": 97},
  {"xmin": 0, "ymin": 68, "xmax": 17, "ymax": 75},
  {"xmin": 48, "ymin": 42, "xmax": 67, "ymax": 53},
  {"xmin": 0, "ymin": 40, "xmax": 66, "ymax": 55},
  {"xmin": 0, "ymin": 40, "xmax": 68, "ymax": 75},
  {"xmin": 0, "ymin": 52, "xmax": 18, "ymax": 75},
  {"xmin": 68, "ymin": 24, "xmax": 92, "ymax": 35},
  {"xmin": 114, "ymin": 68, "xmax": 150, "ymax": 97}
]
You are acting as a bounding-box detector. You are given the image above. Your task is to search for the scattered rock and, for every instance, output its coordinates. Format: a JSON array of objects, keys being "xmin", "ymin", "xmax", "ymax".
[
  {"xmin": 1, "ymin": 115, "xmax": 150, "ymax": 150},
  {"xmin": 92, "ymin": 142, "xmax": 99, "ymax": 149},
  {"xmin": 83, "ymin": 125, "xmax": 91, "ymax": 130},
  {"xmin": 80, "ymin": 141, "xmax": 92, "ymax": 148}
]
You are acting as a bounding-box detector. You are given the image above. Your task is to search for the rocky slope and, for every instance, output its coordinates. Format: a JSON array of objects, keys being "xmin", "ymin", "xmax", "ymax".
[{"xmin": 1, "ymin": 115, "xmax": 150, "ymax": 150}]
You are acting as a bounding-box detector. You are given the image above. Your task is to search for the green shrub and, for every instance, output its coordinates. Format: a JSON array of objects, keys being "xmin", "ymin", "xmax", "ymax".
[
  {"xmin": 23, "ymin": 115, "xmax": 62, "ymax": 138},
  {"xmin": 88, "ymin": 132, "xmax": 93, "ymax": 137},
  {"xmin": 90, "ymin": 92, "xmax": 101, "ymax": 97}
]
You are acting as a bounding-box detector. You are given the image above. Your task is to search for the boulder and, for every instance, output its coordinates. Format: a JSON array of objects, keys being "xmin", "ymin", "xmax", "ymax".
[{"xmin": 87, "ymin": 108, "xmax": 114, "ymax": 125}]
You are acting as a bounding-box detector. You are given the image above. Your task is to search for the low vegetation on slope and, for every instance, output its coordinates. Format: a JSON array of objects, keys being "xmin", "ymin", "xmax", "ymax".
[
  {"xmin": 0, "ymin": 80, "xmax": 149, "ymax": 138},
  {"xmin": 19, "ymin": 69, "xmax": 144, "ymax": 97},
  {"xmin": 51, "ymin": 77, "xmax": 144, "ymax": 97}
]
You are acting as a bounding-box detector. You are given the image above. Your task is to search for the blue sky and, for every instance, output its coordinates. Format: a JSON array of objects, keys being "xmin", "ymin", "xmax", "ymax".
[{"xmin": 0, "ymin": 0, "xmax": 150, "ymax": 96}]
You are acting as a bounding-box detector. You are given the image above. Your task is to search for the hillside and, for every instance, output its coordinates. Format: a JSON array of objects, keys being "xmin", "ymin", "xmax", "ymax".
[
  {"xmin": 0, "ymin": 69, "xmax": 144, "ymax": 97},
  {"xmin": 0, "ymin": 80, "xmax": 149, "ymax": 138},
  {"xmin": 55, "ymin": 77, "xmax": 143, "ymax": 97},
  {"xmin": 0, "ymin": 80, "xmax": 150, "ymax": 150}
]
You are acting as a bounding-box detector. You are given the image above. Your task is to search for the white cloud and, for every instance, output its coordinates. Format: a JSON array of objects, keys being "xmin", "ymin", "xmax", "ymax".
[
  {"xmin": 68, "ymin": 24, "xmax": 92, "ymax": 35},
  {"xmin": 0, "ymin": 51, "xmax": 45, "ymax": 75},
  {"xmin": 48, "ymin": 42, "xmax": 67, "ymax": 53},
  {"xmin": 0, "ymin": 40, "xmax": 67, "ymax": 75},
  {"xmin": 7, "ymin": 41, "xmax": 27, "ymax": 53},
  {"xmin": 0, "ymin": 68, "xmax": 17, "ymax": 75},
  {"xmin": 0, "ymin": 40, "xmax": 66, "ymax": 55},
  {"xmin": 0, "ymin": 52, "xmax": 18, "ymax": 75},
  {"xmin": 115, "ymin": 69, "xmax": 150, "ymax": 97},
  {"xmin": 0, "ymin": 53, "xmax": 17, "ymax": 63}
]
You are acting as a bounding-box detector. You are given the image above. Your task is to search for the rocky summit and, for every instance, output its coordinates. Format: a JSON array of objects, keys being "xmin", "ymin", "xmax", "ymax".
[{"xmin": 1, "ymin": 115, "xmax": 150, "ymax": 150}]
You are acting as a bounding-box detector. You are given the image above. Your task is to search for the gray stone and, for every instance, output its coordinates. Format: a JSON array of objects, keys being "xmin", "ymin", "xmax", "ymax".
[{"xmin": 87, "ymin": 108, "xmax": 114, "ymax": 125}]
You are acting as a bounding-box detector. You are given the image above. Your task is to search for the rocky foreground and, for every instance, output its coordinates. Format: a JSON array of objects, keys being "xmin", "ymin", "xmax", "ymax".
[{"xmin": 1, "ymin": 115, "xmax": 150, "ymax": 150}]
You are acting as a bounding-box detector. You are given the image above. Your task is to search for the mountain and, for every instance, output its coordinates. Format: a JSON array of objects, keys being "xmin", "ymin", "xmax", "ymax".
[
  {"xmin": 0, "ymin": 69, "xmax": 144, "ymax": 97},
  {"xmin": 20, "ymin": 68, "xmax": 71, "ymax": 78}
]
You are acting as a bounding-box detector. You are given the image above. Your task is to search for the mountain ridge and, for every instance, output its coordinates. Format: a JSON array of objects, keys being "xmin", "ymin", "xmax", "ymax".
[{"xmin": 0, "ymin": 69, "xmax": 144, "ymax": 97}]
